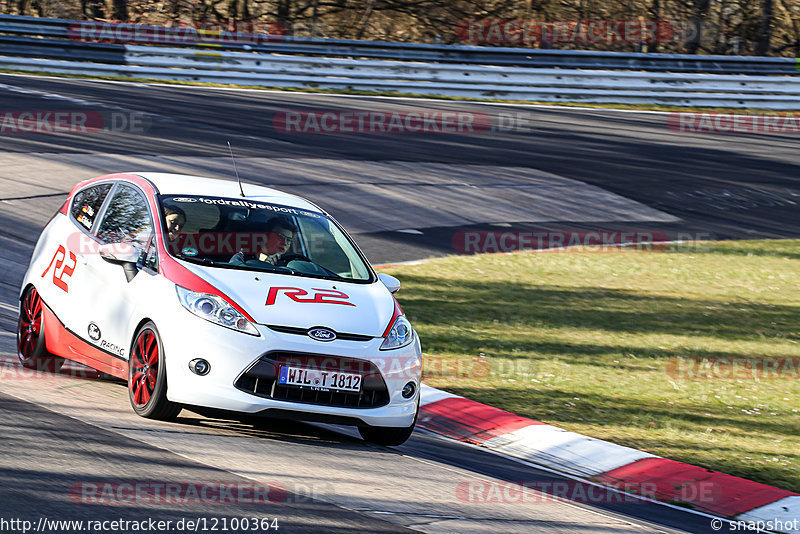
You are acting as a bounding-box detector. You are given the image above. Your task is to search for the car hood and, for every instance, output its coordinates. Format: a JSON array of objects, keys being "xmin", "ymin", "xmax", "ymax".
[{"xmin": 179, "ymin": 262, "xmax": 395, "ymax": 337}]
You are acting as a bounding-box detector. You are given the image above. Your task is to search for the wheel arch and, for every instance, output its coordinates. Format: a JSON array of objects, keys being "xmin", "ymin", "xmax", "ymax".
[
  {"xmin": 19, "ymin": 282, "xmax": 35, "ymax": 302},
  {"xmin": 129, "ymin": 317, "xmax": 156, "ymax": 355}
]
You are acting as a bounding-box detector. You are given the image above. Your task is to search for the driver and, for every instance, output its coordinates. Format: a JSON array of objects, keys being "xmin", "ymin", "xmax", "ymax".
[
  {"xmin": 163, "ymin": 205, "xmax": 186, "ymax": 242},
  {"xmin": 229, "ymin": 216, "xmax": 297, "ymax": 267}
]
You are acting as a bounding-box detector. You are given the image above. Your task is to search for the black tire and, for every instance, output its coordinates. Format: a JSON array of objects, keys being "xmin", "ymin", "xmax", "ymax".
[
  {"xmin": 128, "ymin": 321, "xmax": 182, "ymax": 420},
  {"xmin": 17, "ymin": 286, "xmax": 64, "ymax": 373},
  {"xmin": 359, "ymin": 399, "xmax": 419, "ymax": 447}
]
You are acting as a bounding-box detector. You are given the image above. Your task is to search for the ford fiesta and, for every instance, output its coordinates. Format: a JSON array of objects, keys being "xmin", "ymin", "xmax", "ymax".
[{"xmin": 18, "ymin": 173, "xmax": 421, "ymax": 446}]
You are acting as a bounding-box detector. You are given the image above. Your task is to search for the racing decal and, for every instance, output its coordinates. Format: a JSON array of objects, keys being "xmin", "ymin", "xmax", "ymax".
[
  {"xmin": 42, "ymin": 303, "xmax": 128, "ymax": 379},
  {"xmin": 76, "ymin": 204, "xmax": 95, "ymax": 229},
  {"xmin": 265, "ymin": 287, "xmax": 355, "ymax": 307},
  {"xmin": 88, "ymin": 322, "xmax": 101, "ymax": 341},
  {"xmin": 167, "ymin": 195, "xmax": 321, "ymax": 219},
  {"xmin": 86, "ymin": 322, "xmax": 125, "ymax": 357},
  {"xmin": 41, "ymin": 245, "xmax": 77, "ymax": 293},
  {"xmin": 99, "ymin": 339, "xmax": 125, "ymax": 357}
]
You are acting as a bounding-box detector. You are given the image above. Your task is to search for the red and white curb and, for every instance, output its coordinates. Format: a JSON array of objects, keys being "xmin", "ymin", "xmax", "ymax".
[{"xmin": 417, "ymin": 385, "xmax": 800, "ymax": 532}]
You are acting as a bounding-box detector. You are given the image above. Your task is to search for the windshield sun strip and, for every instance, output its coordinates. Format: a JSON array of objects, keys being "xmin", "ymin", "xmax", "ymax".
[{"xmin": 159, "ymin": 194, "xmax": 374, "ymax": 284}]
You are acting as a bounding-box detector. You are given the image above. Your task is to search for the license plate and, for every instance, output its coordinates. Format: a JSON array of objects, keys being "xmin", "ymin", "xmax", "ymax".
[{"xmin": 278, "ymin": 366, "xmax": 362, "ymax": 393}]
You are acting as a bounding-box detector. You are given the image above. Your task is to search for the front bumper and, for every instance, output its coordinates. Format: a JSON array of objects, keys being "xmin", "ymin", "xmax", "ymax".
[{"xmin": 159, "ymin": 311, "xmax": 422, "ymax": 428}]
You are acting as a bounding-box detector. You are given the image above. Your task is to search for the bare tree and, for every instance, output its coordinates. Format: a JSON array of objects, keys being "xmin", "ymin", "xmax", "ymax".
[
  {"xmin": 684, "ymin": 0, "xmax": 713, "ymax": 53},
  {"xmin": 112, "ymin": 0, "xmax": 128, "ymax": 20},
  {"xmin": 7, "ymin": 0, "xmax": 800, "ymax": 56},
  {"xmin": 355, "ymin": 0, "xmax": 376, "ymax": 39},
  {"xmin": 82, "ymin": 0, "xmax": 106, "ymax": 19},
  {"xmin": 754, "ymin": 0, "xmax": 772, "ymax": 54}
]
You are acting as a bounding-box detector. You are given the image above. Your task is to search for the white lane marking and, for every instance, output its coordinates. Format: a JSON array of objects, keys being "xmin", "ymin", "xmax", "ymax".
[
  {"xmin": 735, "ymin": 497, "xmax": 800, "ymax": 532},
  {"xmin": 0, "ymin": 302, "xmax": 18, "ymax": 313},
  {"xmin": 420, "ymin": 384, "xmax": 653, "ymax": 475},
  {"xmin": 0, "ymin": 81, "xmax": 161, "ymax": 117},
  {"xmin": 483, "ymin": 424, "xmax": 656, "ymax": 477},
  {"xmin": 419, "ymin": 384, "xmax": 460, "ymax": 406},
  {"xmin": 0, "ymin": 74, "xmax": 292, "ymax": 146}
]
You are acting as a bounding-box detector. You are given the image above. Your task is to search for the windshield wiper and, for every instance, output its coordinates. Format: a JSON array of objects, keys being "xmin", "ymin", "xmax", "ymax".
[
  {"xmin": 177, "ymin": 255, "xmax": 219, "ymax": 267},
  {"xmin": 313, "ymin": 264, "xmax": 343, "ymax": 279},
  {"xmin": 282, "ymin": 258, "xmax": 343, "ymax": 279},
  {"xmin": 177, "ymin": 255, "xmax": 336, "ymax": 280}
]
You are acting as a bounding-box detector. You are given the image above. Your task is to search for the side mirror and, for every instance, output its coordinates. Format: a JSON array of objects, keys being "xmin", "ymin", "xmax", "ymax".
[
  {"xmin": 100, "ymin": 242, "xmax": 140, "ymax": 282},
  {"xmin": 378, "ymin": 273, "xmax": 401, "ymax": 294}
]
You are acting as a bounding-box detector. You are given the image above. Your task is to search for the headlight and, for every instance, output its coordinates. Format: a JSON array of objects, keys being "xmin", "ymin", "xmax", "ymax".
[
  {"xmin": 175, "ymin": 285, "xmax": 259, "ymax": 336},
  {"xmin": 380, "ymin": 315, "xmax": 414, "ymax": 350}
]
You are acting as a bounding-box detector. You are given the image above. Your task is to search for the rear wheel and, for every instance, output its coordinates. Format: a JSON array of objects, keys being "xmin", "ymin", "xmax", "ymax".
[
  {"xmin": 359, "ymin": 399, "xmax": 419, "ymax": 447},
  {"xmin": 17, "ymin": 287, "xmax": 64, "ymax": 373},
  {"xmin": 128, "ymin": 322, "xmax": 181, "ymax": 420}
]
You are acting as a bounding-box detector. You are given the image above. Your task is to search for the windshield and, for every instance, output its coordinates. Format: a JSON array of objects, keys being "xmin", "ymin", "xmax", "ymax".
[{"xmin": 159, "ymin": 195, "xmax": 373, "ymax": 282}]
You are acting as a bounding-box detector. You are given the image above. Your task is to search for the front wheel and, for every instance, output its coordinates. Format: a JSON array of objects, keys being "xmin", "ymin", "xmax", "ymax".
[
  {"xmin": 128, "ymin": 322, "xmax": 181, "ymax": 420},
  {"xmin": 17, "ymin": 286, "xmax": 64, "ymax": 373},
  {"xmin": 359, "ymin": 400, "xmax": 419, "ymax": 447}
]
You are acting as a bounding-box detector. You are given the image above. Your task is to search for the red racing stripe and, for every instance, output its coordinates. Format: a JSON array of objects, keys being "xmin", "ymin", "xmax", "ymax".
[
  {"xmin": 594, "ymin": 457, "xmax": 798, "ymax": 517},
  {"xmin": 159, "ymin": 258, "xmax": 256, "ymax": 322},
  {"xmin": 42, "ymin": 303, "xmax": 128, "ymax": 379},
  {"xmin": 381, "ymin": 297, "xmax": 403, "ymax": 338},
  {"xmin": 418, "ymin": 397, "xmax": 543, "ymax": 443}
]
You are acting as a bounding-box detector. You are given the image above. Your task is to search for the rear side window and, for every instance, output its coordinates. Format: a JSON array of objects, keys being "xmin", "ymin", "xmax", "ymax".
[
  {"xmin": 71, "ymin": 183, "xmax": 112, "ymax": 230},
  {"xmin": 96, "ymin": 184, "xmax": 153, "ymax": 252}
]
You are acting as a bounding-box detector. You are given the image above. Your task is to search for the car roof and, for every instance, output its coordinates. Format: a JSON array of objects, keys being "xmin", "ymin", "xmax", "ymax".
[{"xmin": 130, "ymin": 172, "xmax": 323, "ymax": 213}]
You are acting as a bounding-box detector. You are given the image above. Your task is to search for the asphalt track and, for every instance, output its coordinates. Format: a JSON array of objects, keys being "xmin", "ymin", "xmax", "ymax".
[{"xmin": 0, "ymin": 73, "xmax": 798, "ymax": 533}]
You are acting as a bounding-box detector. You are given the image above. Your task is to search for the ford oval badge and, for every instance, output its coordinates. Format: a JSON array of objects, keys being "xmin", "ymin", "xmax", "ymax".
[{"xmin": 308, "ymin": 327, "xmax": 336, "ymax": 342}]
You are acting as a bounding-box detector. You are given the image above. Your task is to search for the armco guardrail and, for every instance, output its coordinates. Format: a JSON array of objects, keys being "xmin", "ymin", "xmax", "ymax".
[
  {"xmin": 0, "ymin": 15, "xmax": 798, "ymax": 108},
  {"xmin": 0, "ymin": 14, "xmax": 797, "ymax": 75},
  {"xmin": 2, "ymin": 49, "xmax": 799, "ymax": 109}
]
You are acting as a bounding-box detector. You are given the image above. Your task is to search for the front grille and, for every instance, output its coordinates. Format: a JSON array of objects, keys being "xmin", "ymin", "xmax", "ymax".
[
  {"xmin": 234, "ymin": 352, "xmax": 390, "ymax": 409},
  {"xmin": 266, "ymin": 325, "xmax": 374, "ymax": 342}
]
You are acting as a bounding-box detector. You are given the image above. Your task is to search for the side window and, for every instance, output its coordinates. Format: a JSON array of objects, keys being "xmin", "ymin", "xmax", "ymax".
[
  {"xmin": 70, "ymin": 183, "xmax": 112, "ymax": 231},
  {"xmin": 96, "ymin": 185, "xmax": 153, "ymax": 257}
]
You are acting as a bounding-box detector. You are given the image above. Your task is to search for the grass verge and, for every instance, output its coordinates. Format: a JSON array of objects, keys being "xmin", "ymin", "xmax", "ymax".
[{"xmin": 379, "ymin": 239, "xmax": 800, "ymax": 491}]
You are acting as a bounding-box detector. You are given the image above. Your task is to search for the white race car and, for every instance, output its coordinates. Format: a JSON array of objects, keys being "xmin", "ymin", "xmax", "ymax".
[{"xmin": 18, "ymin": 173, "xmax": 421, "ymax": 446}]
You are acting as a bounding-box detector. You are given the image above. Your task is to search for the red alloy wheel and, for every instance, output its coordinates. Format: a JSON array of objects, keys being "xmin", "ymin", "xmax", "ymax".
[
  {"xmin": 17, "ymin": 288, "xmax": 43, "ymax": 361},
  {"xmin": 130, "ymin": 329, "xmax": 159, "ymax": 407}
]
